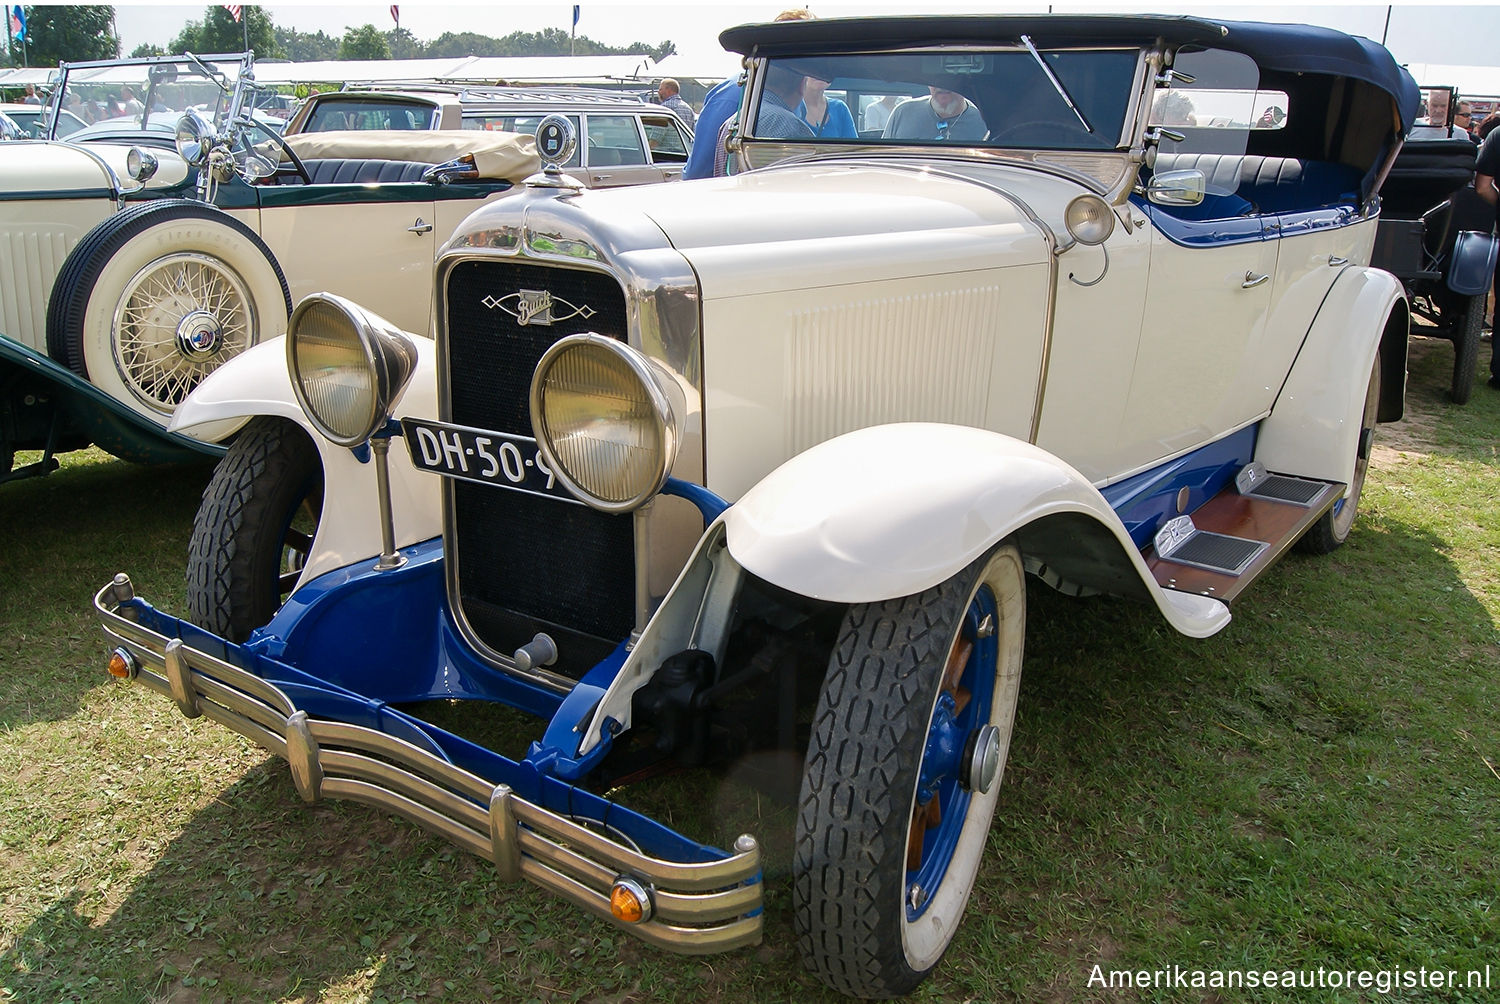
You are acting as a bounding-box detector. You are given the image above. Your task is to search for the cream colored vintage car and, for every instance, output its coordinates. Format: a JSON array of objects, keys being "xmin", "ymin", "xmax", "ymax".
[
  {"xmin": 98, "ymin": 15, "xmax": 1419, "ymax": 999},
  {"xmin": 2, "ymin": 52, "xmax": 530, "ymax": 481}
]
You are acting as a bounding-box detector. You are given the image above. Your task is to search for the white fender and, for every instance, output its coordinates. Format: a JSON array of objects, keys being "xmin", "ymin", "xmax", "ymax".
[
  {"xmin": 1256, "ymin": 266, "xmax": 1405, "ymax": 485},
  {"xmin": 722, "ymin": 423, "xmax": 1230, "ymax": 638},
  {"xmin": 169, "ymin": 336, "xmax": 442, "ymax": 587}
]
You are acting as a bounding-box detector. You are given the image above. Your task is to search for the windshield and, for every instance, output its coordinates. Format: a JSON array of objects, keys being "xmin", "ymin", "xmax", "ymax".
[
  {"xmin": 45, "ymin": 57, "xmax": 237, "ymax": 140},
  {"xmin": 748, "ymin": 48, "xmax": 1142, "ymax": 151}
]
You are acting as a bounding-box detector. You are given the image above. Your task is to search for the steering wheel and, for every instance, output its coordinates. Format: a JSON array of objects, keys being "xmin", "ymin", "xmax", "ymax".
[
  {"xmin": 238, "ymin": 116, "xmax": 313, "ymax": 185},
  {"xmin": 990, "ymin": 120, "xmax": 1094, "ymax": 148}
]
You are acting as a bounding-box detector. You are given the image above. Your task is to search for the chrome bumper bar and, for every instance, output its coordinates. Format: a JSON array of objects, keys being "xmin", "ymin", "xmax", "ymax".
[{"xmin": 94, "ymin": 574, "xmax": 763, "ymax": 954}]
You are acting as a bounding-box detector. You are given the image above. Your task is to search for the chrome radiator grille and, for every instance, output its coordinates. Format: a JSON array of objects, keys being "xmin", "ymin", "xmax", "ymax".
[{"xmin": 444, "ymin": 259, "xmax": 635, "ymax": 675}]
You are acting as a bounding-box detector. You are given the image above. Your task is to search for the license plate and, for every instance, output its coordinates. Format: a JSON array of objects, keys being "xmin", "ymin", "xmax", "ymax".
[{"xmin": 401, "ymin": 418, "xmax": 581, "ymax": 504}]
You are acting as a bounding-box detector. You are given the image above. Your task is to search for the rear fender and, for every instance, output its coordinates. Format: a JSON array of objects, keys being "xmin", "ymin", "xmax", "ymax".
[
  {"xmin": 169, "ymin": 335, "xmax": 442, "ymax": 586},
  {"xmin": 1257, "ymin": 267, "xmax": 1407, "ymax": 485},
  {"xmin": 721, "ymin": 423, "xmax": 1231, "ymax": 635}
]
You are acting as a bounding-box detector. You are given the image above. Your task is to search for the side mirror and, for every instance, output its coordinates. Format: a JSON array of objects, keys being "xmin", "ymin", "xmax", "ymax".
[{"xmin": 1147, "ymin": 169, "xmax": 1206, "ymax": 207}]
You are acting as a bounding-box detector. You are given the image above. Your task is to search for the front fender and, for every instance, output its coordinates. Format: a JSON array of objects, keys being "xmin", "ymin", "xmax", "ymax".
[
  {"xmin": 721, "ymin": 423, "xmax": 1230, "ymax": 638},
  {"xmin": 0, "ymin": 333, "xmax": 223, "ymax": 464},
  {"xmin": 169, "ymin": 335, "xmax": 442, "ymax": 587},
  {"xmin": 1257, "ymin": 267, "xmax": 1406, "ymax": 486}
]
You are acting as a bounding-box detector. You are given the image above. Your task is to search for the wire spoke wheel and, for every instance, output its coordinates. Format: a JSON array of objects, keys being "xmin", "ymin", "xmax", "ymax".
[{"xmin": 113, "ymin": 252, "xmax": 254, "ymax": 414}]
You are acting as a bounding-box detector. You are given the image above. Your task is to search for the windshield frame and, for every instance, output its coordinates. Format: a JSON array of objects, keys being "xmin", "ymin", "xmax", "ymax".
[
  {"xmin": 42, "ymin": 52, "xmax": 250, "ymax": 142},
  {"xmin": 736, "ymin": 43, "xmax": 1158, "ymax": 196}
]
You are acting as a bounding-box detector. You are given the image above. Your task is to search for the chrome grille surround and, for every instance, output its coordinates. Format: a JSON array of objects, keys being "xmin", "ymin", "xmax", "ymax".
[{"xmin": 435, "ymin": 188, "xmax": 705, "ymax": 691}]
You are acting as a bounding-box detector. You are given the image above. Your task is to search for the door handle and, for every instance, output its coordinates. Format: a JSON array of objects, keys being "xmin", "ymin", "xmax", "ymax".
[
  {"xmin": 407, "ymin": 219, "xmax": 433, "ymax": 235},
  {"xmin": 1328, "ymin": 255, "xmax": 1349, "ymax": 266},
  {"xmin": 1241, "ymin": 271, "xmax": 1270, "ymax": 289},
  {"xmin": 593, "ymin": 174, "xmax": 612, "ymax": 181}
]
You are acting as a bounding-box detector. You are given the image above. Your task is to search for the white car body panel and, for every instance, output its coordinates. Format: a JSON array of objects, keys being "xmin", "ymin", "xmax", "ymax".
[
  {"xmin": 721, "ymin": 422, "xmax": 1231, "ymax": 634},
  {"xmin": 170, "ymin": 336, "xmax": 442, "ymax": 587}
]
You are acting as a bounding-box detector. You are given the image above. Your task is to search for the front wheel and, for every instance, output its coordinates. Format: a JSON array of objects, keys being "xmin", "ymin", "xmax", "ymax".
[
  {"xmin": 794, "ymin": 543, "xmax": 1026, "ymax": 998},
  {"xmin": 187, "ymin": 417, "xmax": 323, "ymax": 642},
  {"xmin": 46, "ymin": 200, "xmax": 292, "ymax": 429}
]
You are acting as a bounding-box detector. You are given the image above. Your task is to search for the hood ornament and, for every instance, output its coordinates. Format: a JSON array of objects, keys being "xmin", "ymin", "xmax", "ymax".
[
  {"xmin": 526, "ymin": 114, "xmax": 584, "ymax": 192},
  {"xmin": 483, "ymin": 289, "xmax": 595, "ymax": 327}
]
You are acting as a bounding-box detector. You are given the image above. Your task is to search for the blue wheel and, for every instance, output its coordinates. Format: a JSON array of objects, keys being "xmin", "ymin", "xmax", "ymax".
[{"xmin": 793, "ymin": 543, "xmax": 1026, "ymax": 998}]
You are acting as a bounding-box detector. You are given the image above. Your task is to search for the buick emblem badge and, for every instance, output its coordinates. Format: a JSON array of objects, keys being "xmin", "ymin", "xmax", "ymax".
[{"xmin": 482, "ymin": 289, "xmax": 596, "ymax": 327}]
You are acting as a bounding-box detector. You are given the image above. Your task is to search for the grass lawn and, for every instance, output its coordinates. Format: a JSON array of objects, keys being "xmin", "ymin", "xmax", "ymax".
[{"xmin": 2, "ymin": 335, "xmax": 1497, "ymax": 1003}]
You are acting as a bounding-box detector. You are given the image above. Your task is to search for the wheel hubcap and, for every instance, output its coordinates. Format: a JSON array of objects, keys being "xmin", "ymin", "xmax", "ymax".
[
  {"xmin": 175, "ymin": 310, "xmax": 223, "ymax": 358},
  {"xmin": 964, "ymin": 724, "xmax": 1002, "ymax": 794}
]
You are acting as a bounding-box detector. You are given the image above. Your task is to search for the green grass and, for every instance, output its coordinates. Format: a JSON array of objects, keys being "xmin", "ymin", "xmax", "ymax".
[{"xmin": 2, "ymin": 335, "xmax": 1497, "ymax": 1002}]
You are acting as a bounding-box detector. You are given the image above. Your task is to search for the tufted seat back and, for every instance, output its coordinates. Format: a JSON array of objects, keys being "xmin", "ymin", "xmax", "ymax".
[
  {"xmin": 1152, "ymin": 153, "xmax": 1360, "ymax": 216},
  {"xmin": 270, "ymin": 158, "xmax": 434, "ymax": 185}
]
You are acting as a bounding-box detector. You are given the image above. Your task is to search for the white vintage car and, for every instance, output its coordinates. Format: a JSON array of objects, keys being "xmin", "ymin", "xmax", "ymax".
[
  {"xmin": 0, "ymin": 52, "xmax": 536, "ymax": 482},
  {"xmin": 97, "ymin": 15, "xmax": 1418, "ymax": 999}
]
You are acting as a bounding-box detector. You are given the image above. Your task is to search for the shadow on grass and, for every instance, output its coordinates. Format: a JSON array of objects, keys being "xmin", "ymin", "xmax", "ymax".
[
  {"xmin": 3, "ymin": 499, "xmax": 1495, "ymax": 1003},
  {"xmin": 0, "ymin": 450, "xmax": 214, "ymax": 730}
]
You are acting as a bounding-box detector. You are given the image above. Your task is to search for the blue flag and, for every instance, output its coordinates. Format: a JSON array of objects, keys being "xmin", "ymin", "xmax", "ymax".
[
  {"xmin": 9, "ymin": 5, "xmax": 25, "ymax": 42},
  {"xmin": 572, "ymin": 5, "xmax": 580, "ymax": 29}
]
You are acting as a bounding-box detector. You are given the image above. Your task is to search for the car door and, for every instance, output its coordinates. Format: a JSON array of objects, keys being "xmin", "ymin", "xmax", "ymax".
[
  {"xmin": 582, "ymin": 114, "xmax": 658, "ymax": 188},
  {"xmin": 640, "ymin": 113, "xmax": 690, "ymax": 182},
  {"xmin": 255, "ymin": 183, "xmax": 439, "ymax": 335},
  {"xmin": 1115, "ymin": 204, "xmax": 1281, "ymax": 471}
]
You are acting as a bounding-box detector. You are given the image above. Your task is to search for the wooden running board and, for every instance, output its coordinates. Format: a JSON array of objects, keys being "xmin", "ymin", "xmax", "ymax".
[{"xmin": 1147, "ymin": 476, "xmax": 1345, "ymax": 605}]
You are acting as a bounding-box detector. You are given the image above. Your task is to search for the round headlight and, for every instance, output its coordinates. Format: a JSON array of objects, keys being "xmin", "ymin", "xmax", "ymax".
[
  {"xmin": 529, "ymin": 333, "xmax": 679, "ymax": 513},
  {"xmin": 287, "ymin": 293, "xmax": 418, "ymax": 448},
  {"xmin": 174, "ymin": 110, "xmax": 214, "ymax": 166},
  {"xmin": 1064, "ymin": 194, "xmax": 1115, "ymax": 246}
]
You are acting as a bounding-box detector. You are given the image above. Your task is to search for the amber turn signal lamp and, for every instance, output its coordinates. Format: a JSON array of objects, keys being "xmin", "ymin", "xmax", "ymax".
[
  {"xmin": 108, "ymin": 647, "xmax": 138, "ymax": 680},
  {"xmin": 609, "ymin": 877, "xmax": 653, "ymax": 924}
]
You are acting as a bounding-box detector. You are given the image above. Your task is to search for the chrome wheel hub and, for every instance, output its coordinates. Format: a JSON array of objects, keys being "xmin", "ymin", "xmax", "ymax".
[
  {"xmin": 175, "ymin": 310, "xmax": 223, "ymax": 358},
  {"xmin": 963, "ymin": 724, "xmax": 1002, "ymax": 794}
]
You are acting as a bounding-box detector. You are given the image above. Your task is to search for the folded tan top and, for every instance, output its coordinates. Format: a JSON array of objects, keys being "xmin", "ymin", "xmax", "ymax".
[{"xmin": 281, "ymin": 129, "xmax": 540, "ymax": 181}]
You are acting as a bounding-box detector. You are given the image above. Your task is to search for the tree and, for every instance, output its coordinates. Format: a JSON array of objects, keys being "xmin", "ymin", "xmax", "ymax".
[
  {"xmin": 385, "ymin": 26, "xmax": 423, "ymax": 59},
  {"xmin": 130, "ymin": 43, "xmax": 166, "ymax": 59},
  {"xmin": 18, "ymin": 5, "xmax": 119, "ymax": 66},
  {"xmin": 170, "ymin": 5, "xmax": 276, "ymax": 57},
  {"xmin": 339, "ymin": 24, "xmax": 390, "ymax": 60},
  {"xmin": 275, "ymin": 27, "xmax": 338, "ymax": 62}
]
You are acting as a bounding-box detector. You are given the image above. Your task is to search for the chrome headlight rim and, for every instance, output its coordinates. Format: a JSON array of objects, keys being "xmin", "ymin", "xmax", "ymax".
[
  {"xmin": 287, "ymin": 292, "xmax": 417, "ymax": 449},
  {"xmin": 174, "ymin": 109, "xmax": 215, "ymax": 167},
  {"xmin": 125, "ymin": 146, "xmax": 159, "ymax": 182},
  {"xmin": 529, "ymin": 332, "xmax": 679, "ymax": 514},
  {"xmin": 1064, "ymin": 193, "xmax": 1115, "ymax": 246}
]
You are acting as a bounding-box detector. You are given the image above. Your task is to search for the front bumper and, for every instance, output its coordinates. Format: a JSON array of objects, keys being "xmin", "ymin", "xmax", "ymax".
[{"xmin": 94, "ymin": 574, "xmax": 763, "ymax": 954}]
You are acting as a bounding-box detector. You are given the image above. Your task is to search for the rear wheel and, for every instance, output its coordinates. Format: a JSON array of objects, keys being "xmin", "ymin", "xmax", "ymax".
[
  {"xmin": 187, "ymin": 417, "xmax": 322, "ymax": 642},
  {"xmin": 793, "ymin": 543, "xmax": 1026, "ymax": 998},
  {"xmin": 46, "ymin": 200, "xmax": 291, "ymax": 429},
  {"xmin": 1298, "ymin": 355, "xmax": 1380, "ymax": 554},
  {"xmin": 1449, "ymin": 292, "xmax": 1484, "ymax": 405}
]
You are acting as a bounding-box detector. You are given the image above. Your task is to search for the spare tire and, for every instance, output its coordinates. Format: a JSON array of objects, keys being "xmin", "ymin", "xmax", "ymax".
[{"xmin": 46, "ymin": 199, "xmax": 292, "ymax": 428}]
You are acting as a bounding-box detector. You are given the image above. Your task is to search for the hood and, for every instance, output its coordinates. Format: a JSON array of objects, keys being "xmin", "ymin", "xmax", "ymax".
[
  {"xmin": 0, "ymin": 141, "xmax": 188, "ymax": 197},
  {"xmin": 584, "ymin": 160, "xmax": 1051, "ymax": 299}
]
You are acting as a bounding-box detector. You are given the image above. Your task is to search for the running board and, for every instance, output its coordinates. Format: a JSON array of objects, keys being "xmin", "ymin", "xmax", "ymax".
[{"xmin": 1147, "ymin": 468, "xmax": 1344, "ymax": 605}]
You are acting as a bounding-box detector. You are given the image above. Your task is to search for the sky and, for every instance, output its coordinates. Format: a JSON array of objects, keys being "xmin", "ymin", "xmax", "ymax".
[{"xmin": 108, "ymin": 2, "xmax": 1500, "ymax": 75}]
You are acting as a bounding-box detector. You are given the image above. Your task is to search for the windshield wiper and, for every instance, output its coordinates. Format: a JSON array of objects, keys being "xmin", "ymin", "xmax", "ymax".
[{"xmin": 1020, "ymin": 34, "xmax": 1093, "ymax": 134}]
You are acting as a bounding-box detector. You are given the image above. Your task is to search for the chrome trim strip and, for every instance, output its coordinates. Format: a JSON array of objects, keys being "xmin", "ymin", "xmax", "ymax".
[{"xmin": 93, "ymin": 580, "xmax": 763, "ymax": 954}]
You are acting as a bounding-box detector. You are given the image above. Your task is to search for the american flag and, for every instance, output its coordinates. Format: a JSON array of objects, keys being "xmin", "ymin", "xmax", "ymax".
[
  {"xmin": 390, "ymin": 5, "xmax": 399, "ymax": 26},
  {"xmin": 222, "ymin": 4, "xmax": 241, "ymax": 22}
]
